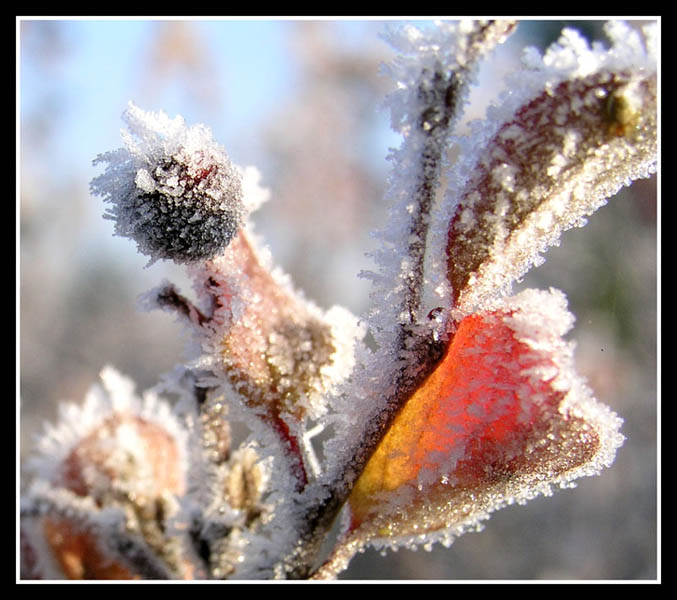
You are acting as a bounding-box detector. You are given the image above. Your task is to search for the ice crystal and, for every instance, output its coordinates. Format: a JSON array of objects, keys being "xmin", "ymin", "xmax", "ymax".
[{"xmin": 91, "ymin": 102, "xmax": 244, "ymax": 264}]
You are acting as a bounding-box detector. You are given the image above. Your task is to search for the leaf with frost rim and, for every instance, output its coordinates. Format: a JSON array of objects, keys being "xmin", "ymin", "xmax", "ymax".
[
  {"xmin": 314, "ymin": 289, "xmax": 625, "ymax": 578},
  {"xmin": 436, "ymin": 21, "xmax": 657, "ymax": 316}
]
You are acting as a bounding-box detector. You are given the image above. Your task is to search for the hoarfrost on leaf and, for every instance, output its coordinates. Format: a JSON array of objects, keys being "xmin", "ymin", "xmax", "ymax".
[
  {"xmin": 432, "ymin": 20, "xmax": 657, "ymax": 315},
  {"xmin": 314, "ymin": 290, "xmax": 624, "ymax": 578}
]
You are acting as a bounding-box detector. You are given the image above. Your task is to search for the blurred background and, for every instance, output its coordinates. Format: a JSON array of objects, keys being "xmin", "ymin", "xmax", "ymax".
[{"xmin": 18, "ymin": 19, "xmax": 658, "ymax": 580}]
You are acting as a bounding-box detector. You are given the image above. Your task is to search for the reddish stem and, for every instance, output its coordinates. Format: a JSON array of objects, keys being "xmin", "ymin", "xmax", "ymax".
[{"xmin": 266, "ymin": 411, "xmax": 309, "ymax": 492}]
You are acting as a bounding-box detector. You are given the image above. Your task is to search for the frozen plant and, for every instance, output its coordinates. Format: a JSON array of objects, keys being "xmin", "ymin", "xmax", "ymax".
[{"xmin": 20, "ymin": 20, "xmax": 657, "ymax": 580}]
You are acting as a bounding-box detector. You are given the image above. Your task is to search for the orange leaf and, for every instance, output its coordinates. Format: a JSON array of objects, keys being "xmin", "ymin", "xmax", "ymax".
[{"xmin": 346, "ymin": 290, "xmax": 623, "ymax": 547}]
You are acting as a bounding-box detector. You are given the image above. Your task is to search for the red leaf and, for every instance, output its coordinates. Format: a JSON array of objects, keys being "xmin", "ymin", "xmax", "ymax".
[{"xmin": 345, "ymin": 289, "xmax": 623, "ymax": 548}]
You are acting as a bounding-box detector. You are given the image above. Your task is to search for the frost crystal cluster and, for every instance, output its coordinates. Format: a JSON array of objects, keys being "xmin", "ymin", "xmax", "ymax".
[
  {"xmin": 21, "ymin": 20, "xmax": 657, "ymax": 581},
  {"xmin": 91, "ymin": 103, "xmax": 245, "ymax": 264}
]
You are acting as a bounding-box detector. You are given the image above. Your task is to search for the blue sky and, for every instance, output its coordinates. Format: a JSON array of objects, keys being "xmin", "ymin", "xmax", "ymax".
[
  {"xmin": 22, "ymin": 20, "xmax": 307, "ymax": 175},
  {"xmin": 19, "ymin": 19, "xmax": 402, "ymax": 174}
]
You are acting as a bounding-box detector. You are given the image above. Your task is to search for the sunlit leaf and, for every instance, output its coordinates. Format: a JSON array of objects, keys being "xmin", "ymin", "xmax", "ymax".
[
  {"xmin": 343, "ymin": 289, "xmax": 623, "ymax": 553},
  {"xmin": 443, "ymin": 22, "xmax": 657, "ymax": 314}
]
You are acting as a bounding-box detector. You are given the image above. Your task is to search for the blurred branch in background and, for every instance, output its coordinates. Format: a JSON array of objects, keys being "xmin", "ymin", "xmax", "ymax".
[
  {"xmin": 258, "ymin": 21, "xmax": 392, "ymax": 312},
  {"xmin": 137, "ymin": 21, "xmax": 223, "ymax": 118}
]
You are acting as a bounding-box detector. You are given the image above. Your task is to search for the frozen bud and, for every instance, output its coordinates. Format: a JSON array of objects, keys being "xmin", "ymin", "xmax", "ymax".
[
  {"xmin": 91, "ymin": 102, "xmax": 244, "ymax": 264},
  {"xmin": 224, "ymin": 446, "xmax": 268, "ymax": 516},
  {"xmin": 21, "ymin": 368, "xmax": 191, "ymax": 580}
]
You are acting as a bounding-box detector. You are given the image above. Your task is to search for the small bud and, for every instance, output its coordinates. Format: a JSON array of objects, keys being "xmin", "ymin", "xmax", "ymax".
[
  {"xmin": 21, "ymin": 368, "xmax": 191, "ymax": 579},
  {"xmin": 91, "ymin": 103, "xmax": 244, "ymax": 264},
  {"xmin": 224, "ymin": 446, "xmax": 267, "ymax": 515}
]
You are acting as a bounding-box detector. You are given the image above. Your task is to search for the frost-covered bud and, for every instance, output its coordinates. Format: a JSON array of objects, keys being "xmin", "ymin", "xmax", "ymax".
[
  {"xmin": 224, "ymin": 446, "xmax": 268, "ymax": 515},
  {"xmin": 91, "ymin": 103, "xmax": 244, "ymax": 264},
  {"xmin": 21, "ymin": 368, "xmax": 191, "ymax": 580}
]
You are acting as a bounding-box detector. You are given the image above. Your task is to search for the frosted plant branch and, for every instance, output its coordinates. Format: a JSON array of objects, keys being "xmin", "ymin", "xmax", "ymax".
[
  {"xmin": 270, "ymin": 22, "xmax": 521, "ymax": 577},
  {"xmin": 331, "ymin": 17, "xmax": 519, "ymax": 506},
  {"xmin": 309, "ymin": 20, "xmax": 656, "ymax": 577},
  {"xmin": 21, "ymin": 20, "xmax": 657, "ymax": 581},
  {"xmin": 396, "ymin": 20, "xmax": 517, "ymax": 330}
]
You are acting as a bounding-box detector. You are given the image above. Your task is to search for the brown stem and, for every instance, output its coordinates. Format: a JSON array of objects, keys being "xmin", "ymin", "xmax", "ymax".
[
  {"xmin": 400, "ymin": 68, "xmax": 459, "ymax": 328},
  {"xmin": 267, "ymin": 411, "xmax": 309, "ymax": 492},
  {"xmin": 155, "ymin": 284, "xmax": 211, "ymax": 327}
]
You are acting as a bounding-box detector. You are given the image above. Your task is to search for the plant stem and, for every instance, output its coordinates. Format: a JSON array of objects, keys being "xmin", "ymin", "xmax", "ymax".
[{"xmin": 280, "ymin": 21, "xmax": 519, "ymax": 579}]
